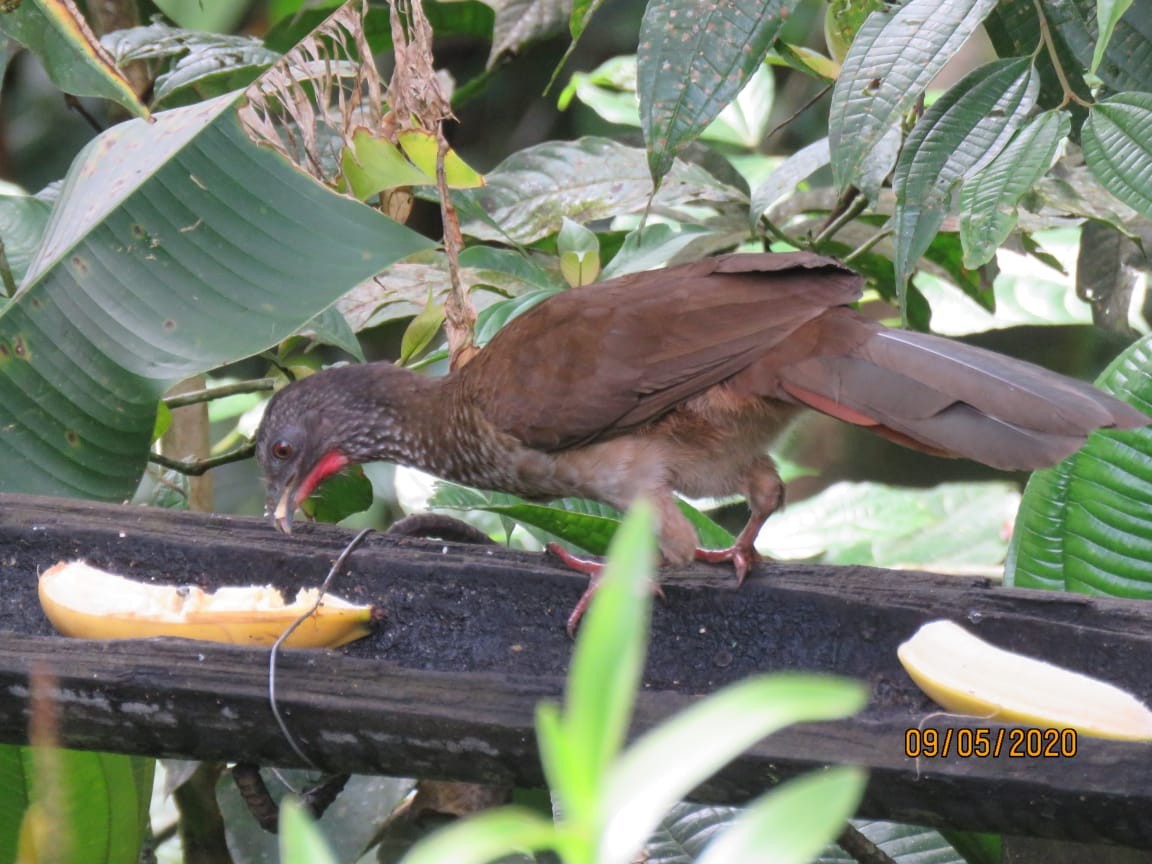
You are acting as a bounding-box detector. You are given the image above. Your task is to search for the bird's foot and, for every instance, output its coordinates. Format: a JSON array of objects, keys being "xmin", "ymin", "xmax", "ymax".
[
  {"xmin": 545, "ymin": 542, "xmax": 664, "ymax": 637},
  {"xmin": 694, "ymin": 543, "xmax": 763, "ymax": 585}
]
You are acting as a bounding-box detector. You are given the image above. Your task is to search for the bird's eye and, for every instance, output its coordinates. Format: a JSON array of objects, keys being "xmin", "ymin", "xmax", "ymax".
[{"xmin": 271, "ymin": 440, "xmax": 294, "ymax": 461}]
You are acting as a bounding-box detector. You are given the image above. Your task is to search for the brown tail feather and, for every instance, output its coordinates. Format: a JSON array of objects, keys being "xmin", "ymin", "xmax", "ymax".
[{"xmin": 775, "ymin": 311, "xmax": 1148, "ymax": 470}]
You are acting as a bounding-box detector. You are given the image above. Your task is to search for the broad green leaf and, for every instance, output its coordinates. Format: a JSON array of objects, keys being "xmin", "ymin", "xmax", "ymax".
[
  {"xmin": 599, "ymin": 675, "xmax": 867, "ymax": 864},
  {"xmin": 0, "ymin": 93, "xmax": 433, "ymax": 499},
  {"xmin": 757, "ymin": 481, "xmax": 1020, "ymax": 568},
  {"xmin": 600, "ymin": 223, "xmax": 716, "ymax": 280},
  {"xmin": 892, "ymin": 57, "xmax": 1037, "ymax": 311},
  {"xmin": 0, "ymin": 0, "xmax": 148, "ymax": 119},
  {"xmin": 1093, "ymin": 0, "xmax": 1135, "ymax": 73},
  {"xmin": 1083, "ymin": 92, "xmax": 1152, "ymax": 221},
  {"xmin": 959, "ymin": 110, "xmax": 1070, "ymax": 268},
  {"xmin": 637, "ymin": 0, "xmax": 800, "ymax": 186},
  {"xmin": 342, "ymin": 130, "xmax": 436, "ymax": 199},
  {"xmin": 561, "ymin": 55, "xmax": 776, "ymax": 149},
  {"xmin": 750, "ymin": 137, "xmax": 830, "ymax": 225},
  {"xmin": 101, "ymin": 20, "xmax": 280, "ymax": 108},
  {"xmin": 0, "ymin": 745, "xmax": 152, "ymax": 864},
  {"xmin": 1006, "ymin": 335, "xmax": 1152, "ymax": 595},
  {"xmin": 557, "ymin": 217, "xmax": 601, "ymax": 287},
  {"xmin": 300, "ymin": 464, "xmax": 374, "ymax": 525},
  {"xmin": 280, "ymin": 798, "xmax": 339, "ymax": 864},
  {"xmin": 428, "ymin": 481, "xmax": 733, "ymax": 554},
  {"xmin": 429, "ymin": 482, "xmax": 623, "ymax": 553},
  {"xmin": 696, "ymin": 767, "xmax": 867, "ymax": 864},
  {"xmin": 829, "ymin": 0, "xmax": 999, "ymax": 197},
  {"xmin": 461, "ymin": 137, "xmax": 748, "ymax": 244},
  {"xmin": 399, "ymin": 806, "xmax": 556, "ymax": 864},
  {"xmin": 563, "ymin": 501, "xmax": 656, "ymax": 825}
]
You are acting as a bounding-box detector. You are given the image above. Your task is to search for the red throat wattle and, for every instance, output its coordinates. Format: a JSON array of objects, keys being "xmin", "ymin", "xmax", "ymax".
[{"xmin": 295, "ymin": 450, "xmax": 349, "ymax": 505}]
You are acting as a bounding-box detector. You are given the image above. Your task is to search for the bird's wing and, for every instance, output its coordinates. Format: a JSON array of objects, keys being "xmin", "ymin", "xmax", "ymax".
[{"xmin": 458, "ymin": 252, "xmax": 863, "ymax": 451}]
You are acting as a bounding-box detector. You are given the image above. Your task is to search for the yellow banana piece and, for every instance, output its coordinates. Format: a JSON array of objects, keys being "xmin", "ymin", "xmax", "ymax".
[
  {"xmin": 898, "ymin": 619, "xmax": 1152, "ymax": 741},
  {"xmin": 39, "ymin": 560, "xmax": 374, "ymax": 648}
]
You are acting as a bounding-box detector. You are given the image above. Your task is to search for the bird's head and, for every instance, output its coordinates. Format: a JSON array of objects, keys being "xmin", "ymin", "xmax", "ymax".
[{"xmin": 255, "ymin": 363, "xmax": 442, "ymax": 533}]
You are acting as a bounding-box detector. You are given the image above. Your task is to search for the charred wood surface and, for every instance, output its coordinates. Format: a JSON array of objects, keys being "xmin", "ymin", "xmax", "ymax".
[{"xmin": 1, "ymin": 493, "xmax": 1150, "ymax": 847}]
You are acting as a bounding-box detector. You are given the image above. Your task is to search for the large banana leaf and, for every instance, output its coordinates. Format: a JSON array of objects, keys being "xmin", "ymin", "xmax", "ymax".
[{"xmin": 0, "ymin": 92, "xmax": 433, "ymax": 500}]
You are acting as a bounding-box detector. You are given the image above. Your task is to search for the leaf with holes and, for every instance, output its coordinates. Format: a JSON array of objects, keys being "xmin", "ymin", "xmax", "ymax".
[
  {"xmin": 1006, "ymin": 335, "xmax": 1152, "ymax": 596},
  {"xmin": 0, "ymin": 93, "xmax": 432, "ymax": 500},
  {"xmin": 637, "ymin": 0, "xmax": 801, "ymax": 187},
  {"xmin": 1083, "ymin": 92, "xmax": 1152, "ymax": 221},
  {"xmin": 829, "ymin": 0, "xmax": 999, "ymax": 197},
  {"xmin": 892, "ymin": 57, "xmax": 1037, "ymax": 310}
]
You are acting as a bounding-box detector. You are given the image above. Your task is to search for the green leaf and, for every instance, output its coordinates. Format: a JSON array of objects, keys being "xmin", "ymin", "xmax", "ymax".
[
  {"xmin": 599, "ymin": 675, "xmax": 867, "ymax": 864},
  {"xmin": 101, "ymin": 19, "xmax": 280, "ymax": 108},
  {"xmin": 892, "ymin": 57, "xmax": 1037, "ymax": 312},
  {"xmin": 637, "ymin": 0, "xmax": 800, "ymax": 186},
  {"xmin": 1092, "ymin": 0, "xmax": 1135, "ymax": 73},
  {"xmin": 557, "ymin": 217, "xmax": 601, "ymax": 287},
  {"xmin": 959, "ymin": 110, "xmax": 1071, "ymax": 268},
  {"xmin": 0, "ymin": 191, "xmax": 53, "ymax": 287},
  {"xmin": 461, "ymin": 137, "xmax": 748, "ymax": 244},
  {"xmin": 829, "ymin": 0, "xmax": 999, "ymax": 197},
  {"xmin": 304, "ymin": 305, "xmax": 365, "ymax": 362},
  {"xmin": 562, "ymin": 501, "xmax": 657, "ymax": 825},
  {"xmin": 1006, "ymin": 335, "xmax": 1152, "ymax": 595},
  {"xmin": 342, "ymin": 129, "xmax": 436, "ymax": 200},
  {"xmin": 280, "ymin": 797, "xmax": 339, "ymax": 864},
  {"xmin": 696, "ymin": 766, "xmax": 867, "ymax": 864},
  {"xmin": 757, "ymin": 481, "xmax": 1020, "ymax": 568},
  {"xmin": 399, "ymin": 292, "xmax": 446, "ymax": 366},
  {"xmin": 0, "ymin": 94, "xmax": 432, "ymax": 500},
  {"xmin": 428, "ymin": 481, "xmax": 734, "ymax": 555},
  {"xmin": 822, "ymin": 0, "xmax": 885, "ymax": 64},
  {"xmin": 600, "ymin": 223, "xmax": 716, "ymax": 280},
  {"xmin": 0, "ymin": 745, "xmax": 152, "ymax": 864},
  {"xmin": 430, "ymin": 482, "xmax": 623, "ymax": 554},
  {"xmin": 300, "ymin": 464, "xmax": 374, "ymax": 525},
  {"xmin": 398, "ymin": 806, "xmax": 557, "ymax": 864},
  {"xmin": 1082, "ymin": 92, "xmax": 1152, "ymax": 221},
  {"xmin": 750, "ymin": 137, "xmax": 830, "ymax": 225},
  {"xmin": 0, "ymin": 0, "xmax": 149, "ymax": 119}
]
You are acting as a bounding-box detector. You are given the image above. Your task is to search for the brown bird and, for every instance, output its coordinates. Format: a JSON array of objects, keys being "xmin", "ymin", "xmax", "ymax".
[{"xmin": 257, "ymin": 252, "xmax": 1147, "ymax": 629}]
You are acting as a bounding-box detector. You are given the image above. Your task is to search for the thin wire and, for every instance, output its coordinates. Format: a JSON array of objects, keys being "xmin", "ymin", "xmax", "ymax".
[{"xmin": 268, "ymin": 527, "xmax": 376, "ymax": 768}]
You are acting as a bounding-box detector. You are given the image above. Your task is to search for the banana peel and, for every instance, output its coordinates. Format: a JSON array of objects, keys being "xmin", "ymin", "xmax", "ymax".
[
  {"xmin": 898, "ymin": 619, "xmax": 1152, "ymax": 741},
  {"xmin": 38, "ymin": 560, "xmax": 374, "ymax": 648}
]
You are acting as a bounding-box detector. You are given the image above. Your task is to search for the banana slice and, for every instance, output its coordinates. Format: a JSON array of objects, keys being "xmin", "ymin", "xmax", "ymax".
[
  {"xmin": 898, "ymin": 619, "xmax": 1152, "ymax": 741},
  {"xmin": 39, "ymin": 560, "xmax": 374, "ymax": 648}
]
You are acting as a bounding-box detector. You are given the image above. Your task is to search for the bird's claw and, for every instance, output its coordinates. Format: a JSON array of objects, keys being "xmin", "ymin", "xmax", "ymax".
[{"xmin": 694, "ymin": 544, "xmax": 763, "ymax": 585}]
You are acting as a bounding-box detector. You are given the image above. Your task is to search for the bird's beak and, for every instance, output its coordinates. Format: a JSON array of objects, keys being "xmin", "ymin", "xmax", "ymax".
[{"xmin": 266, "ymin": 484, "xmax": 296, "ymax": 534}]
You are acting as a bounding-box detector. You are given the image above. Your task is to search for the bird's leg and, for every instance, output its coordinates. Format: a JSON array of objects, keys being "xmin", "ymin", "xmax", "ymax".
[
  {"xmin": 547, "ymin": 495, "xmax": 686, "ymax": 636},
  {"xmin": 694, "ymin": 457, "xmax": 783, "ymax": 584},
  {"xmin": 545, "ymin": 543, "xmax": 666, "ymax": 637}
]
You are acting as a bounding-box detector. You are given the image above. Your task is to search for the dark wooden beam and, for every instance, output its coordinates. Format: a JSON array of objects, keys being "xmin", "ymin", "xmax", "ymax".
[{"xmin": 1, "ymin": 493, "xmax": 1151, "ymax": 848}]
